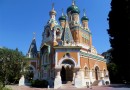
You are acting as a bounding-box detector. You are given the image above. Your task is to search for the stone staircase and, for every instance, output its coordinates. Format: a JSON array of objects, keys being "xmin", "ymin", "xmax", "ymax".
[
  {"xmin": 92, "ymin": 80, "xmax": 100, "ymax": 86},
  {"xmin": 92, "ymin": 80, "xmax": 106, "ymax": 86},
  {"xmin": 58, "ymin": 81, "xmax": 77, "ymax": 89}
]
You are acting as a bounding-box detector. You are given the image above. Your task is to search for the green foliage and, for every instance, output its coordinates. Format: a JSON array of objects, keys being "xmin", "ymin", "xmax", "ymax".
[
  {"xmin": 0, "ymin": 47, "xmax": 27, "ymax": 86},
  {"xmin": 31, "ymin": 79, "xmax": 48, "ymax": 88},
  {"xmin": 107, "ymin": 63, "xmax": 118, "ymax": 76},
  {"xmin": 25, "ymin": 71, "xmax": 34, "ymax": 82},
  {"xmin": 0, "ymin": 82, "xmax": 12, "ymax": 90},
  {"xmin": 108, "ymin": 0, "xmax": 130, "ymax": 83}
]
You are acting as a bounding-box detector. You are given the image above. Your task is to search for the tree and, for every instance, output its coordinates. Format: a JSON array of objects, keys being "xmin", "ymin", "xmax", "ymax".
[
  {"xmin": 0, "ymin": 47, "xmax": 27, "ymax": 87},
  {"xmin": 108, "ymin": 0, "xmax": 130, "ymax": 83}
]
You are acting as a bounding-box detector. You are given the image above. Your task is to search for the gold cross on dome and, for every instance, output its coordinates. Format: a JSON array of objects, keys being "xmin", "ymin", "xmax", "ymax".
[{"xmin": 33, "ymin": 32, "xmax": 36, "ymax": 39}]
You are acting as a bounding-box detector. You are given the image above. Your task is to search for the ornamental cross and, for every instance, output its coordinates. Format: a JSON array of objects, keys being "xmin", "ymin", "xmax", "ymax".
[
  {"xmin": 72, "ymin": 0, "xmax": 75, "ymax": 5},
  {"xmin": 33, "ymin": 32, "xmax": 36, "ymax": 39},
  {"xmin": 62, "ymin": 8, "xmax": 64, "ymax": 16},
  {"xmin": 52, "ymin": 3, "xmax": 54, "ymax": 10},
  {"xmin": 83, "ymin": 9, "xmax": 86, "ymax": 16}
]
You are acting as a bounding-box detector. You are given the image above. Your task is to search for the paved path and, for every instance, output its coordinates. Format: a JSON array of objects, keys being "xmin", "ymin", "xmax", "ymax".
[{"xmin": 6, "ymin": 84, "xmax": 130, "ymax": 90}]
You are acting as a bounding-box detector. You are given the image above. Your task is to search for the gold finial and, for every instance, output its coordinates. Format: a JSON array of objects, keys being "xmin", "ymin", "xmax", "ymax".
[
  {"xmin": 52, "ymin": 3, "xmax": 54, "ymax": 10},
  {"xmin": 33, "ymin": 32, "xmax": 36, "ymax": 39},
  {"xmin": 72, "ymin": 0, "xmax": 75, "ymax": 5},
  {"xmin": 83, "ymin": 9, "xmax": 86, "ymax": 16}
]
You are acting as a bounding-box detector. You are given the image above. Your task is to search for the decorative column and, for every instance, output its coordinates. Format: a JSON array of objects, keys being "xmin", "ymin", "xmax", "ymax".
[
  {"xmin": 89, "ymin": 70, "xmax": 93, "ymax": 82},
  {"xmin": 74, "ymin": 67, "xmax": 83, "ymax": 88},
  {"xmin": 54, "ymin": 67, "xmax": 62, "ymax": 89},
  {"xmin": 100, "ymin": 70, "xmax": 104, "ymax": 79},
  {"xmin": 72, "ymin": 69, "xmax": 76, "ymax": 84}
]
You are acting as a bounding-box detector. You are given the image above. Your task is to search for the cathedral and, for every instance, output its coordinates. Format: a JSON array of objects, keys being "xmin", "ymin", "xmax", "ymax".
[{"xmin": 26, "ymin": 1, "xmax": 110, "ymax": 89}]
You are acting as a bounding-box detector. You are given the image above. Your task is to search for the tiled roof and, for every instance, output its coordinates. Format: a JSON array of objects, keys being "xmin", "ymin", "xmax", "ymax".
[
  {"xmin": 28, "ymin": 38, "xmax": 38, "ymax": 58},
  {"xmin": 61, "ymin": 27, "xmax": 74, "ymax": 44}
]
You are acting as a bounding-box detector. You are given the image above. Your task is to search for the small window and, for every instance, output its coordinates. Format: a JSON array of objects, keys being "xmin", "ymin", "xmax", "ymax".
[
  {"xmin": 84, "ymin": 67, "xmax": 88, "ymax": 77},
  {"xmin": 56, "ymin": 28, "xmax": 60, "ymax": 36},
  {"xmin": 46, "ymin": 30, "xmax": 50, "ymax": 37}
]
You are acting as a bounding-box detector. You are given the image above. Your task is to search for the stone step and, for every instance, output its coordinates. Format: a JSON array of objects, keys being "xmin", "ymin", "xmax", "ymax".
[
  {"xmin": 92, "ymin": 80, "xmax": 100, "ymax": 86},
  {"xmin": 59, "ymin": 84, "xmax": 76, "ymax": 89}
]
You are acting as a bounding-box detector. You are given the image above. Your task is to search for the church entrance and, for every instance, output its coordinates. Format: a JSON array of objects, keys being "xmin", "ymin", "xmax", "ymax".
[
  {"xmin": 60, "ymin": 59, "xmax": 74, "ymax": 84},
  {"xmin": 60, "ymin": 66, "xmax": 73, "ymax": 84}
]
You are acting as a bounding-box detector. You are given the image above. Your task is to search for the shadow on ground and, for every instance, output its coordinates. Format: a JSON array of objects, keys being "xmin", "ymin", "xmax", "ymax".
[{"xmin": 105, "ymin": 84, "xmax": 130, "ymax": 88}]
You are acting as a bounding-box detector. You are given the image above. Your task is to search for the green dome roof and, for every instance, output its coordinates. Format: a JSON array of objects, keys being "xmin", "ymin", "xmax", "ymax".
[
  {"xmin": 81, "ymin": 16, "xmax": 89, "ymax": 21},
  {"xmin": 67, "ymin": 5, "xmax": 80, "ymax": 14},
  {"xmin": 59, "ymin": 15, "xmax": 66, "ymax": 21}
]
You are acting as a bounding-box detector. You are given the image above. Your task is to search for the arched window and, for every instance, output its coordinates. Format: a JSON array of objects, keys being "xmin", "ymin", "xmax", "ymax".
[
  {"xmin": 104, "ymin": 69, "xmax": 106, "ymax": 77},
  {"xmin": 84, "ymin": 67, "xmax": 88, "ymax": 77},
  {"xmin": 95, "ymin": 66, "xmax": 99, "ymax": 80}
]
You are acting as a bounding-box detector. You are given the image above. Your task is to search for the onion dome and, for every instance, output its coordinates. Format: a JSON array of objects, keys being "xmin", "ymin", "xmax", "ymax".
[
  {"xmin": 81, "ymin": 9, "xmax": 89, "ymax": 21},
  {"xmin": 49, "ymin": 3, "xmax": 56, "ymax": 16},
  {"xmin": 67, "ymin": 1, "xmax": 80, "ymax": 14},
  {"xmin": 59, "ymin": 9, "xmax": 66, "ymax": 21},
  {"xmin": 49, "ymin": 9, "xmax": 56, "ymax": 15},
  {"xmin": 59, "ymin": 15, "xmax": 66, "ymax": 21},
  {"xmin": 81, "ymin": 16, "xmax": 89, "ymax": 21}
]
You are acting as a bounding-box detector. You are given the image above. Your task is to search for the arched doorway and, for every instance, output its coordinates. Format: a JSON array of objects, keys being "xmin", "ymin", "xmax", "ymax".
[
  {"xmin": 95, "ymin": 66, "xmax": 99, "ymax": 80},
  {"xmin": 66, "ymin": 66, "xmax": 73, "ymax": 81},
  {"xmin": 60, "ymin": 59, "xmax": 74, "ymax": 84}
]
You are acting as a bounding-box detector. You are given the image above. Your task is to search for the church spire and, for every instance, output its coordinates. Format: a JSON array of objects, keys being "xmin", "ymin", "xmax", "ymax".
[{"xmin": 27, "ymin": 33, "xmax": 38, "ymax": 58}]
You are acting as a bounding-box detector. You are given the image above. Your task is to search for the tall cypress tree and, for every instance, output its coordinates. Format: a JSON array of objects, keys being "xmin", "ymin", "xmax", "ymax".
[{"xmin": 108, "ymin": 0, "xmax": 130, "ymax": 83}]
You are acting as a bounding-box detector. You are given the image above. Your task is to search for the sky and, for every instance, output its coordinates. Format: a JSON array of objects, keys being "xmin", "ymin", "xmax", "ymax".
[{"xmin": 0, "ymin": 0, "xmax": 111, "ymax": 55}]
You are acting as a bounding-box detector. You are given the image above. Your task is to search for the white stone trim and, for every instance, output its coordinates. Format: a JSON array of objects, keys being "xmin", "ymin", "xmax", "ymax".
[
  {"xmin": 77, "ymin": 43, "xmax": 90, "ymax": 50},
  {"xmin": 80, "ymin": 50, "xmax": 104, "ymax": 58},
  {"xmin": 80, "ymin": 55, "xmax": 106, "ymax": 63}
]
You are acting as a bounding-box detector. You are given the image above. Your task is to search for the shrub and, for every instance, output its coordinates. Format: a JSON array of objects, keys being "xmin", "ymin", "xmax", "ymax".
[
  {"xmin": 0, "ymin": 82, "xmax": 12, "ymax": 90},
  {"xmin": 31, "ymin": 79, "xmax": 48, "ymax": 88}
]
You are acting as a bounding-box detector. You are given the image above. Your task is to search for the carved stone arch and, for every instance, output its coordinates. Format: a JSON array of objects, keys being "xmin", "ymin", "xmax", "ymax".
[
  {"xmin": 83, "ymin": 63, "xmax": 88, "ymax": 69},
  {"xmin": 94, "ymin": 63, "xmax": 100, "ymax": 70},
  {"xmin": 58, "ymin": 57, "xmax": 76, "ymax": 67},
  {"xmin": 26, "ymin": 64, "xmax": 36, "ymax": 73}
]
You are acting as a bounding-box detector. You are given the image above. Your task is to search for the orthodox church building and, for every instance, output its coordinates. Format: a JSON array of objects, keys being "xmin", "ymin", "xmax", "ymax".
[{"xmin": 26, "ymin": 1, "xmax": 110, "ymax": 89}]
